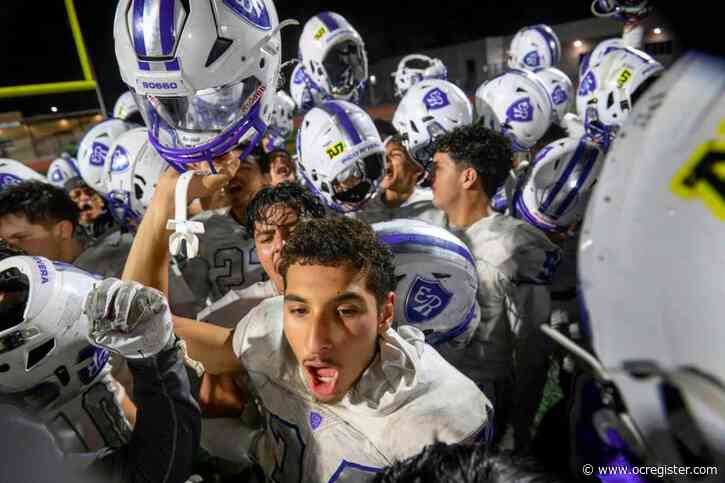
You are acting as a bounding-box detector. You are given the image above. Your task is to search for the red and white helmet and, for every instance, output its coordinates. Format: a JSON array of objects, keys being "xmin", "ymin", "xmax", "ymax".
[
  {"xmin": 0, "ymin": 256, "xmax": 108, "ymax": 407},
  {"xmin": 475, "ymin": 69, "xmax": 553, "ymax": 152},
  {"xmin": 508, "ymin": 24, "xmax": 561, "ymax": 72},
  {"xmin": 104, "ymin": 128, "xmax": 167, "ymax": 227},
  {"xmin": 537, "ymin": 67, "xmax": 574, "ymax": 126},
  {"xmin": 0, "ymin": 159, "xmax": 47, "ymax": 190},
  {"xmin": 114, "ymin": 0, "xmax": 289, "ymax": 172},
  {"xmin": 77, "ymin": 119, "xmax": 136, "ymax": 195},
  {"xmin": 298, "ymin": 12, "xmax": 368, "ymax": 104},
  {"xmin": 392, "ymin": 54, "xmax": 448, "ymax": 98},
  {"xmin": 393, "ymin": 79, "xmax": 472, "ymax": 173}
]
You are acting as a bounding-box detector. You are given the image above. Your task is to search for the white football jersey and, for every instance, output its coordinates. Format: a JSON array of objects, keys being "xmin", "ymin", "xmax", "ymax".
[
  {"xmin": 349, "ymin": 188, "xmax": 447, "ymax": 227},
  {"xmin": 232, "ymin": 297, "xmax": 491, "ymax": 482},
  {"xmin": 73, "ymin": 229, "xmax": 134, "ymax": 278},
  {"xmin": 448, "ymin": 213, "xmax": 561, "ymax": 385},
  {"xmin": 197, "ymin": 280, "xmax": 279, "ymax": 328},
  {"xmin": 172, "ymin": 209, "xmax": 266, "ymax": 319}
]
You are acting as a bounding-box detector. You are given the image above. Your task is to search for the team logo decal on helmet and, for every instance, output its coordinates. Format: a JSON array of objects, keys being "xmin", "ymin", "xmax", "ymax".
[
  {"xmin": 670, "ymin": 120, "xmax": 725, "ymax": 220},
  {"xmin": 222, "ymin": 0, "xmax": 272, "ymax": 30},
  {"xmin": 77, "ymin": 346, "xmax": 112, "ymax": 385},
  {"xmin": 524, "ymin": 51, "xmax": 541, "ymax": 68},
  {"xmin": 506, "ymin": 98, "xmax": 534, "ymax": 122},
  {"xmin": 90, "ymin": 142, "xmax": 110, "ymax": 167},
  {"xmin": 0, "ymin": 173, "xmax": 22, "ymax": 188},
  {"xmin": 109, "ymin": 146, "xmax": 131, "ymax": 174},
  {"xmin": 405, "ymin": 276, "xmax": 453, "ymax": 323},
  {"xmin": 422, "ymin": 88, "xmax": 450, "ymax": 110},
  {"xmin": 551, "ymin": 85, "xmax": 568, "ymax": 105}
]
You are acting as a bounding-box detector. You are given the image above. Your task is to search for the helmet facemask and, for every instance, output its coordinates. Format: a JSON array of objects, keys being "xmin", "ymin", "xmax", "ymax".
[
  {"xmin": 330, "ymin": 151, "xmax": 383, "ymax": 209},
  {"xmin": 322, "ymin": 40, "xmax": 366, "ymax": 98}
]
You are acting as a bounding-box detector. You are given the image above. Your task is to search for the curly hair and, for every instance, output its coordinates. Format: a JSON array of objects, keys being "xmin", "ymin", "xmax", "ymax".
[
  {"xmin": 0, "ymin": 181, "xmax": 80, "ymax": 228},
  {"xmin": 279, "ymin": 217, "xmax": 396, "ymax": 311},
  {"xmin": 243, "ymin": 182, "xmax": 326, "ymax": 238},
  {"xmin": 433, "ymin": 121, "xmax": 513, "ymax": 198}
]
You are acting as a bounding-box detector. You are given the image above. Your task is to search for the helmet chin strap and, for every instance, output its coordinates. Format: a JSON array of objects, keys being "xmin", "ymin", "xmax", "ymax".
[{"xmin": 167, "ymin": 170, "xmax": 209, "ymax": 259}]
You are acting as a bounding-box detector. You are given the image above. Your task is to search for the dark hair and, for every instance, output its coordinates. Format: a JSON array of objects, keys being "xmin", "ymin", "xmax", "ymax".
[
  {"xmin": 433, "ymin": 122, "xmax": 513, "ymax": 198},
  {"xmin": 374, "ymin": 442, "xmax": 568, "ymax": 483},
  {"xmin": 279, "ymin": 217, "xmax": 396, "ymax": 310},
  {"xmin": 0, "ymin": 240, "xmax": 27, "ymax": 262},
  {"xmin": 0, "ymin": 181, "xmax": 80, "ymax": 228},
  {"xmin": 246, "ymin": 144, "xmax": 270, "ymax": 175},
  {"xmin": 374, "ymin": 118, "xmax": 397, "ymax": 139},
  {"xmin": 243, "ymin": 182, "xmax": 326, "ymax": 238}
]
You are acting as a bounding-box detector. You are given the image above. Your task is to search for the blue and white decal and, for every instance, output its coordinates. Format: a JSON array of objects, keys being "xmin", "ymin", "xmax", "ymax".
[
  {"xmin": 89, "ymin": 142, "xmax": 109, "ymax": 167},
  {"xmin": 506, "ymin": 97, "xmax": 534, "ymax": 122},
  {"xmin": 551, "ymin": 85, "xmax": 568, "ymax": 105},
  {"xmin": 32, "ymin": 257, "xmax": 50, "ymax": 284},
  {"xmin": 77, "ymin": 345, "xmax": 111, "ymax": 385},
  {"xmin": 422, "ymin": 88, "xmax": 450, "ymax": 111},
  {"xmin": 0, "ymin": 173, "xmax": 22, "ymax": 189},
  {"xmin": 404, "ymin": 276, "xmax": 453, "ymax": 323},
  {"xmin": 578, "ymin": 71, "xmax": 597, "ymax": 97},
  {"xmin": 223, "ymin": 0, "xmax": 272, "ymax": 31},
  {"xmin": 110, "ymin": 146, "xmax": 131, "ymax": 174},
  {"xmin": 523, "ymin": 50, "xmax": 541, "ymax": 68}
]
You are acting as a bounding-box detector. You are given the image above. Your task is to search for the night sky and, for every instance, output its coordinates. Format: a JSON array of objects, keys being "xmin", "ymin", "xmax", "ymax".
[{"xmin": 1, "ymin": 1, "xmax": 696, "ymax": 118}]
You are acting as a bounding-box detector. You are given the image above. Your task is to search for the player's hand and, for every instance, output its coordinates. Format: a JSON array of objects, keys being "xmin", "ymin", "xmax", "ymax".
[{"xmin": 84, "ymin": 278, "xmax": 173, "ymax": 359}]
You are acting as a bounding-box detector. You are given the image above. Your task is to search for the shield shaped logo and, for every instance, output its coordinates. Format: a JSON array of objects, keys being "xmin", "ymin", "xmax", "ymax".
[
  {"xmin": 404, "ymin": 276, "xmax": 452, "ymax": 323},
  {"xmin": 222, "ymin": 0, "xmax": 272, "ymax": 30},
  {"xmin": 551, "ymin": 85, "xmax": 568, "ymax": 105},
  {"xmin": 422, "ymin": 88, "xmax": 450, "ymax": 111},
  {"xmin": 506, "ymin": 97, "xmax": 534, "ymax": 122},
  {"xmin": 90, "ymin": 142, "xmax": 109, "ymax": 167},
  {"xmin": 523, "ymin": 51, "xmax": 541, "ymax": 68},
  {"xmin": 110, "ymin": 146, "xmax": 130, "ymax": 174}
]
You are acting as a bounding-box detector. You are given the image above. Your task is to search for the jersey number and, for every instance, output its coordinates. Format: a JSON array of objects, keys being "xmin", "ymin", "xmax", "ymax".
[{"xmin": 213, "ymin": 247, "xmax": 246, "ymax": 294}]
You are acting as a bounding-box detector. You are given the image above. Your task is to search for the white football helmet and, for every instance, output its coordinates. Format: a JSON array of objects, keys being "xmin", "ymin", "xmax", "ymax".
[
  {"xmin": 0, "ymin": 256, "xmax": 109, "ymax": 408},
  {"xmin": 392, "ymin": 54, "xmax": 448, "ymax": 98},
  {"xmin": 46, "ymin": 154, "xmax": 81, "ymax": 189},
  {"xmin": 475, "ymin": 69, "xmax": 553, "ymax": 152},
  {"xmin": 296, "ymin": 100, "xmax": 384, "ymax": 213},
  {"xmin": 298, "ymin": 12, "xmax": 368, "ymax": 104},
  {"xmin": 508, "ymin": 24, "xmax": 561, "ymax": 72},
  {"xmin": 591, "ymin": 0, "xmax": 650, "ymax": 22},
  {"xmin": 537, "ymin": 67, "xmax": 573, "ymax": 126},
  {"xmin": 392, "ymin": 79, "xmax": 473, "ymax": 173},
  {"xmin": 0, "ymin": 159, "xmax": 47, "ymax": 190},
  {"xmin": 578, "ymin": 53, "xmax": 725, "ymax": 469},
  {"xmin": 576, "ymin": 46, "xmax": 663, "ymax": 137},
  {"xmin": 289, "ymin": 63, "xmax": 323, "ymax": 114},
  {"xmin": 373, "ymin": 219, "xmax": 479, "ymax": 347},
  {"xmin": 112, "ymin": 91, "xmax": 141, "ymax": 123},
  {"xmin": 579, "ymin": 38, "xmax": 626, "ymax": 82},
  {"xmin": 263, "ymin": 90, "xmax": 296, "ymax": 153},
  {"xmin": 114, "ymin": 0, "xmax": 289, "ymax": 172},
  {"xmin": 77, "ymin": 119, "xmax": 136, "ymax": 195},
  {"xmin": 514, "ymin": 137, "xmax": 606, "ymax": 233},
  {"xmin": 104, "ymin": 128, "xmax": 167, "ymax": 227}
]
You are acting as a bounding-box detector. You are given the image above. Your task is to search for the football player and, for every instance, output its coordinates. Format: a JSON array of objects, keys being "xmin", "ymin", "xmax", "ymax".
[{"xmin": 429, "ymin": 122, "xmax": 561, "ymax": 450}]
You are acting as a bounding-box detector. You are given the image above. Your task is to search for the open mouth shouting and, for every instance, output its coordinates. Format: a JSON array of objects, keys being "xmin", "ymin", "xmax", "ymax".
[{"xmin": 303, "ymin": 360, "xmax": 340, "ymax": 401}]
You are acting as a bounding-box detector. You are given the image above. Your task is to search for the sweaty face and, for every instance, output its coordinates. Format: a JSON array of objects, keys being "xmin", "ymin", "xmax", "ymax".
[
  {"xmin": 283, "ymin": 263, "xmax": 392, "ymax": 403},
  {"xmin": 69, "ymin": 186, "xmax": 106, "ymax": 225},
  {"xmin": 253, "ymin": 204, "xmax": 300, "ymax": 291},
  {"xmin": 0, "ymin": 214, "xmax": 64, "ymax": 260},
  {"xmin": 269, "ymin": 152, "xmax": 297, "ymax": 186},
  {"xmin": 430, "ymin": 151, "xmax": 464, "ymax": 212},
  {"xmin": 380, "ymin": 141, "xmax": 422, "ymax": 192}
]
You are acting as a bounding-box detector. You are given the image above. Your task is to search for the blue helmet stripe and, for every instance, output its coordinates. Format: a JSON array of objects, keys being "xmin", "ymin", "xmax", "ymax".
[
  {"xmin": 158, "ymin": 0, "xmax": 176, "ymax": 56},
  {"xmin": 429, "ymin": 302, "xmax": 478, "ymax": 346},
  {"xmin": 319, "ymin": 102, "xmax": 362, "ymax": 145},
  {"xmin": 132, "ymin": 0, "xmax": 148, "ymax": 56},
  {"xmin": 317, "ymin": 11, "xmax": 339, "ymax": 31},
  {"xmin": 553, "ymin": 144, "xmax": 599, "ymax": 218},
  {"xmin": 378, "ymin": 232, "xmax": 477, "ymax": 268},
  {"xmin": 540, "ymin": 139, "xmax": 587, "ymax": 212},
  {"xmin": 532, "ymin": 25, "xmax": 559, "ymax": 66}
]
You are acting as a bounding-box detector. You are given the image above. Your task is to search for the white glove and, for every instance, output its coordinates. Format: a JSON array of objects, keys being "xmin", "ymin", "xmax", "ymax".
[{"xmin": 84, "ymin": 279, "xmax": 173, "ymax": 360}]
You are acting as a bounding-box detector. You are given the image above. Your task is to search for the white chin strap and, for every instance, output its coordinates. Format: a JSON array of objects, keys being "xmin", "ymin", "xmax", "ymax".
[{"xmin": 166, "ymin": 170, "xmax": 208, "ymax": 259}]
